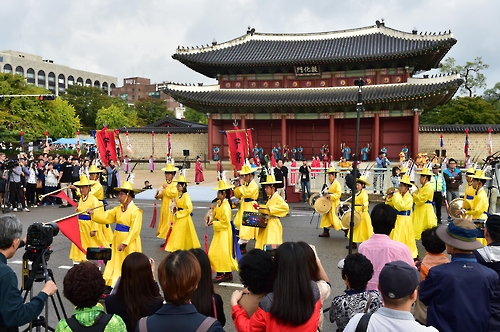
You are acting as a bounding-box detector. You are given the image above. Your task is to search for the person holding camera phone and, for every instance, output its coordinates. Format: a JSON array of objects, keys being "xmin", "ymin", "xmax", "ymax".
[{"xmin": 0, "ymin": 215, "xmax": 57, "ymax": 330}]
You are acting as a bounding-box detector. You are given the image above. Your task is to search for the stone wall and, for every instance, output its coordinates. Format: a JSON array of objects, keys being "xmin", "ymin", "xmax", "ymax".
[
  {"xmin": 119, "ymin": 132, "xmax": 208, "ymax": 162},
  {"xmin": 419, "ymin": 132, "xmax": 500, "ymax": 163}
]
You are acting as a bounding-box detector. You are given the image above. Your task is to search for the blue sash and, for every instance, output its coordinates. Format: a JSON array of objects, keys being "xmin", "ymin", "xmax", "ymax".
[
  {"xmin": 396, "ymin": 210, "xmax": 411, "ymax": 216},
  {"xmin": 244, "ymin": 198, "xmax": 254, "ymax": 202},
  {"xmin": 78, "ymin": 215, "xmax": 91, "ymax": 220},
  {"xmin": 466, "ymin": 195, "xmax": 474, "ymax": 200},
  {"xmin": 115, "ymin": 224, "xmax": 130, "ymax": 232},
  {"xmin": 231, "ymin": 220, "xmax": 242, "ymax": 262},
  {"xmin": 425, "ymin": 200, "xmax": 434, "ymax": 205}
]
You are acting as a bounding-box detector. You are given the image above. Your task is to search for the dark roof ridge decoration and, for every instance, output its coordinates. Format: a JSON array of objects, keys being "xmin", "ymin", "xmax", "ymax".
[
  {"xmin": 420, "ymin": 124, "xmax": 500, "ymax": 133},
  {"xmin": 145, "ymin": 115, "xmax": 206, "ymax": 129},
  {"xmin": 163, "ymin": 74, "xmax": 462, "ymax": 112},
  {"xmin": 172, "ymin": 23, "xmax": 456, "ymax": 78},
  {"xmin": 175, "ymin": 24, "xmax": 454, "ymax": 55}
]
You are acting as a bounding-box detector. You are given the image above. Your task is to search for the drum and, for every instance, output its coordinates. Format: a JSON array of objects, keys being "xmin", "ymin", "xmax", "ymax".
[
  {"xmin": 231, "ymin": 196, "xmax": 240, "ymax": 209},
  {"xmin": 314, "ymin": 196, "xmax": 332, "ymax": 215},
  {"xmin": 448, "ymin": 198, "xmax": 464, "ymax": 218},
  {"xmin": 242, "ymin": 211, "xmax": 269, "ymax": 228},
  {"xmin": 336, "ymin": 204, "xmax": 351, "ymax": 220},
  {"xmin": 340, "ymin": 211, "xmax": 361, "ymax": 229},
  {"xmin": 309, "ymin": 193, "xmax": 321, "ymax": 207}
]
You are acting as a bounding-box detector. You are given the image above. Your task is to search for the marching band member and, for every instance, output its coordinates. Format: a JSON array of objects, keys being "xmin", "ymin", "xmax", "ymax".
[
  {"xmin": 233, "ymin": 165, "xmax": 259, "ymax": 254},
  {"xmin": 164, "ymin": 175, "xmax": 201, "ymax": 252},
  {"xmin": 87, "ymin": 165, "xmax": 113, "ymax": 246},
  {"xmin": 463, "ymin": 170, "xmax": 490, "ymax": 221},
  {"xmin": 88, "ymin": 181, "xmax": 144, "ymax": 287},
  {"xmin": 69, "ymin": 175, "xmax": 106, "ymax": 264},
  {"xmin": 413, "ymin": 167, "xmax": 437, "ymax": 241},
  {"xmin": 318, "ymin": 167, "xmax": 342, "ymax": 237},
  {"xmin": 255, "ymin": 175, "xmax": 289, "ymax": 250},
  {"xmin": 207, "ymin": 179, "xmax": 239, "ymax": 283},
  {"xmin": 349, "ymin": 175, "xmax": 373, "ymax": 248},
  {"xmin": 155, "ymin": 163, "xmax": 178, "ymax": 247},
  {"xmin": 463, "ymin": 166, "xmax": 477, "ymax": 211},
  {"xmin": 388, "ymin": 174, "xmax": 418, "ymax": 258}
]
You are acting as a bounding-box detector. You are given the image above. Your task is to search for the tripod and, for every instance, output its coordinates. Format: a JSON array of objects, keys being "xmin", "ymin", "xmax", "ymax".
[{"xmin": 21, "ymin": 248, "xmax": 67, "ymax": 332}]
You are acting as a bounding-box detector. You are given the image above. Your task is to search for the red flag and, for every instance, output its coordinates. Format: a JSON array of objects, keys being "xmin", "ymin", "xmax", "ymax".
[
  {"xmin": 150, "ymin": 202, "xmax": 157, "ymax": 228},
  {"xmin": 56, "ymin": 215, "xmax": 86, "ymax": 254},
  {"xmin": 53, "ymin": 191, "xmax": 78, "ymax": 207},
  {"xmin": 226, "ymin": 129, "xmax": 251, "ymax": 171},
  {"xmin": 96, "ymin": 128, "xmax": 117, "ymax": 167}
]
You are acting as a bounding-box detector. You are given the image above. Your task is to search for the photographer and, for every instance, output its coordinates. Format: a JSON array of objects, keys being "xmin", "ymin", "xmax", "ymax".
[
  {"xmin": 0, "ymin": 153, "xmax": 6, "ymax": 208},
  {"xmin": 0, "ymin": 215, "xmax": 57, "ymax": 331},
  {"xmin": 7, "ymin": 160, "xmax": 29, "ymax": 212}
]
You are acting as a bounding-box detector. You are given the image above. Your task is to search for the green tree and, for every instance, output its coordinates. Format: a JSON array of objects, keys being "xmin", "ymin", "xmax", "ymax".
[
  {"xmin": 0, "ymin": 73, "xmax": 80, "ymax": 142},
  {"xmin": 440, "ymin": 57, "xmax": 489, "ymax": 97},
  {"xmin": 484, "ymin": 82, "xmax": 500, "ymax": 105},
  {"xmin": 183, "ymin": 107, "xmax": 208, "ymax": 124},
  {"xmin": 62, "ymin": 85, "xmax": 128, "ymax": 127},
  {"xmin": 420, "ymin": 96, "xmax": 500, "ymax": 124},
  {"xmin": 134, "ymin": 98, "xmax": 174, "ymax": 126},
  {"xmin": 95, "ymin": 105, "xmax": 129, "ymax": 129}
]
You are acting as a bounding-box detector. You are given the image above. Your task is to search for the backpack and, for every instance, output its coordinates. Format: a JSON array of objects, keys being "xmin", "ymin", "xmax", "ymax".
[{"xmin": 65, "ymin": 312, "xmax": 113, "ymax": 332}]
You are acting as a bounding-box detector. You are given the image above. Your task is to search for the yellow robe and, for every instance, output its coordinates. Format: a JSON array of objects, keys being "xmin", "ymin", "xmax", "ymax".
[
  {"xmin": 413, "ymin": 182, "xmax": 437, "ymax": 239},
  {"xmin": 156, "ymin": 180, "xmax": 178, "ymax": 239},
  {"xmin": 466, "ymin": 187, "xmax": 489, "ymax": 220},
  {"xmin": 255, "ymin": 192, "xmax": 289, "ymax": 250},
  {"xmin": 69, "ymin": 194, "xmax": 106, "ymax": 262},
  {"xmin": 349, "ymin": 189, "xmax": 373, "ymax": 243},
  {"xmin": 463, "ymin": 182, "xmax": 475, "ymax": 210},
  {"xmin": 165, "ymin": 192, "xmax": 201, "ymax": 252},
  {"xmin": 208, "ymin": 199, "xmax": 238, "ymax": 273},
  {"xmin": 76, "ymin": 182, "xmax": 112, "ymax": 245},
  {"xmin": 390, "ymin": 192, "xmax": 418, "ymax": 258},
  {"xmin": 234, "ymin": 180, "xmax": 259, "ymax": 241},
  {"xmin": 319, "ymin": 180, "xmax": 342, "ymax": 230},
  {"xmin": 92, "ymin": 201, "xmax": 143, "ymax": 287}
]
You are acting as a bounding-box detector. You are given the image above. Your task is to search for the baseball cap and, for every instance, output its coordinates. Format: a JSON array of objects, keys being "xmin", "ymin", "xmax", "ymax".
[{"xmin": 378, "ymin": 260, "xmax": 420, "ymax": 299}]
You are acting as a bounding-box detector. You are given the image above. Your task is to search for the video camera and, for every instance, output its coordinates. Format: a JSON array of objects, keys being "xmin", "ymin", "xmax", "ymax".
[
  {"xmin": 5, "ymin": 159, "xmax": 19, "ymax": 170},
  {"xmin": 25, "ymin": 222, "xmax": 59, "ymax": 262}
]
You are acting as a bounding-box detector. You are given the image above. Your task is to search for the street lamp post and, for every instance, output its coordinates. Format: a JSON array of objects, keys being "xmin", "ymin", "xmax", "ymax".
[{"xmin": 348, "ymin": 78, "xmax": 365, "ymax": 255}]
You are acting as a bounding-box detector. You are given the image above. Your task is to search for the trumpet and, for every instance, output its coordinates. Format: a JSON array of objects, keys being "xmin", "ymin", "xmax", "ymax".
[{"xmin": 38, "ymin": 185, "xmax": 71, "ymax": 201}]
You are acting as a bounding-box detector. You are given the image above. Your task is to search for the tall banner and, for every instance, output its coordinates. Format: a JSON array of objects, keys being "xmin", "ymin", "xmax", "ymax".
[
  {"xmin": 96, "ymin": 127, "xmax": 117, "ymax": 167},
  {"xmin": 152, "ymin": 131, "xmax": 155, "ymax": 156},
  {"xmin": 76, "ymin": 129, "xmax": 81, "ymax": 157},
  {"xmin": 20, "ymin": 130, "xmax": 24, "ymax": 151},
  {"xmin": 167, "ymin": 132, "xmax": 172, "ymax": 157},
  {"xmin": 126, "ymin": 131, "xmax": 134, "ymax": 155},
  {"xmin": 464, "ymin": 128, "xmax": 469, "ymax": 158},
  {"xmin": 488, "ymin": 127, "xmax": 493, "ymax": 156},
  {"xmin": 225, "ymin": 128, "xmax": 253, "ymax": 171},
  {"xmin": 440, "ymin": 134, "xmax": 444, "ymax": 148}
]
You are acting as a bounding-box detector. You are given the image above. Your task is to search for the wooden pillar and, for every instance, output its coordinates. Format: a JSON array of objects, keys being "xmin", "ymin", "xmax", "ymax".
[
  {"xmin": 208, "ymin": 115, "xmax": 213, "ymax": 160},
  {"xmin": 329, "ymin": 115, "xmax": 335, "ymax": 159},
  {"xmin": 240, "ymin": 115, "xmax": 246, "ymax": 130},
  {"xmin": 412, "ymin": 110, "xmax": 419, "ymax": 158},
  {"xmin": 281, "ymin": 115, "xmax": 287, "ymax": 150},
  {"xmin": 373, "ymin": 113, "xmax": 380, "ymax": 159}
]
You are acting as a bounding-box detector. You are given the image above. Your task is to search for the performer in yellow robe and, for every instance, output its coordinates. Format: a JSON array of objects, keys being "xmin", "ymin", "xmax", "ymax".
[
  {"xmin": 89, "ymin": 181, "xmax": 144, "ymax": 287},
  {"xmin": 164, "ymin": 175, "xmax": 201, "ymax": 252},
  {"xmin": 88, "ymin": 165, "xmax": 113, "ymax": 246},
  {"xmin": 413, "ymin": 168, "xmax": 437, "ymax": 240},
  {"xmin": 155, "ymin": 163, "xmax": 178, "ymax": 244},
  {"xmin": 69, "ymin": 175, "xmax": 106, "ymax": 263},
  {"xmin": 349, "ymin": 175, "xmax": 373, "ymax": 246},
  {"xmin": 207, "ymin": 180, "xmax": 239, "ymax": 283},
  {"xmin": 464, "ymin": 170, "xmax": 490, "ymax": 221},
  {"xmin": 319, "ymin": 167, "xmax": 342, "ymax": 237},
  {"xmin": 255, "ymin": 175, "xmax": 289, "ymax": 250},
  {"xmin": 233, "ymin": 165, "xmax": 259, "ymax": 253},
  {"xmin": 388, "ymin": 174, "xmax": 418, "ymax": 258},
  {"xmin": 463, "ymin": 167, "xmax": 476, "ymax": 210}
]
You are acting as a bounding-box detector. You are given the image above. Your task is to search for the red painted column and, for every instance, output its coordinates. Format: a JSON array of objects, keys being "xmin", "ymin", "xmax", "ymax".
[
  {"xmin": 329, "ymin": 115, "xmax": 335, "ymax": 158},
  {"xmin": 413, "ymin": 110, "xmax": 419, "ymax": 158},
  {"xmin": 240, "ymin": 115, "xmax": 246, "ymax": 130},
  {"xmin": 281, "ymin": 115, "xmax": 287, "ymax": 150},
  {"xmin": 208, "ymin": 115, "xmax": 213, "ymax": 160},
  {"xmin": 373, "ymin": 113, "xmax": 380, "ymax": 159}
]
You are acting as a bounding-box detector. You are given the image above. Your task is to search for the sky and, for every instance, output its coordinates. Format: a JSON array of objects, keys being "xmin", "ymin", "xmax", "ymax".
[{"xmin": 2, "ymin": 0, "xmax": 499, "ymax": 95}]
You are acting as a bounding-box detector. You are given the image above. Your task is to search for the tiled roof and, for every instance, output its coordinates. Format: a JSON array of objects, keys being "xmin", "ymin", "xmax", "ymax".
[
  {"xmin": 163, "ymin": 75, "xmax": 462, "ymax": 113},
  {"xmin": 420, "ymin": 124, "xmax": 500, "ymax": 133},
  {"xmin": 173, "ymin": 24, "xmax": 456, "ymax": 78},
  {"xmin": 121, "ymin": 116, "xmax": 207, "ymax": 134}
]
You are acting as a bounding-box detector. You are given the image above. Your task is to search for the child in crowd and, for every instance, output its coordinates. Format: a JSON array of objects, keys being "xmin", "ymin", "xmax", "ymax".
[
  {"xmin": 419, "ymin": 226, "xmax": 449, "ymax": 280},
  {"xmin": 330, "ymin": 253, "xmax": 382, "ymax": 332}
]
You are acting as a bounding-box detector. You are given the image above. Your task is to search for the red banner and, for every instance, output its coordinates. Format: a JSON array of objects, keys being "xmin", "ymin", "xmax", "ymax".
[
  {"xmin": 226, "ymin": 129, "xmax": 252, "ymax": 171},
  {"xmin": 96, "ymin": 128, "xmax": 117, "ymax": 167},
  {"xmin": 57, "ymin": 215, "xmax": 86, "ymax": 254}
]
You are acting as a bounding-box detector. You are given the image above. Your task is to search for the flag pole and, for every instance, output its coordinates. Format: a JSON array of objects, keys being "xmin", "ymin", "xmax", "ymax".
[{"xmin": 46, "ymin": 204, "xmax": 105, "ymax": 224}]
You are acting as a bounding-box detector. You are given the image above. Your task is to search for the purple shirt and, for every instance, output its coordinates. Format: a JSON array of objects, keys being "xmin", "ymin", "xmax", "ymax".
[{"xmin": 358, "ymin": 234, "xmax": 415, "ymax": 291}]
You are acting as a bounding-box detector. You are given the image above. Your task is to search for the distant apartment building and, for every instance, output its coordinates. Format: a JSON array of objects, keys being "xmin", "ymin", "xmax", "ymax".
[
  {"xmin": 0, "ymin": 50, "xmax": 117, "ymax": 96},
  {"xmin": 112, "ymin": 77, "xmax": 183, "ymax": 114}
]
